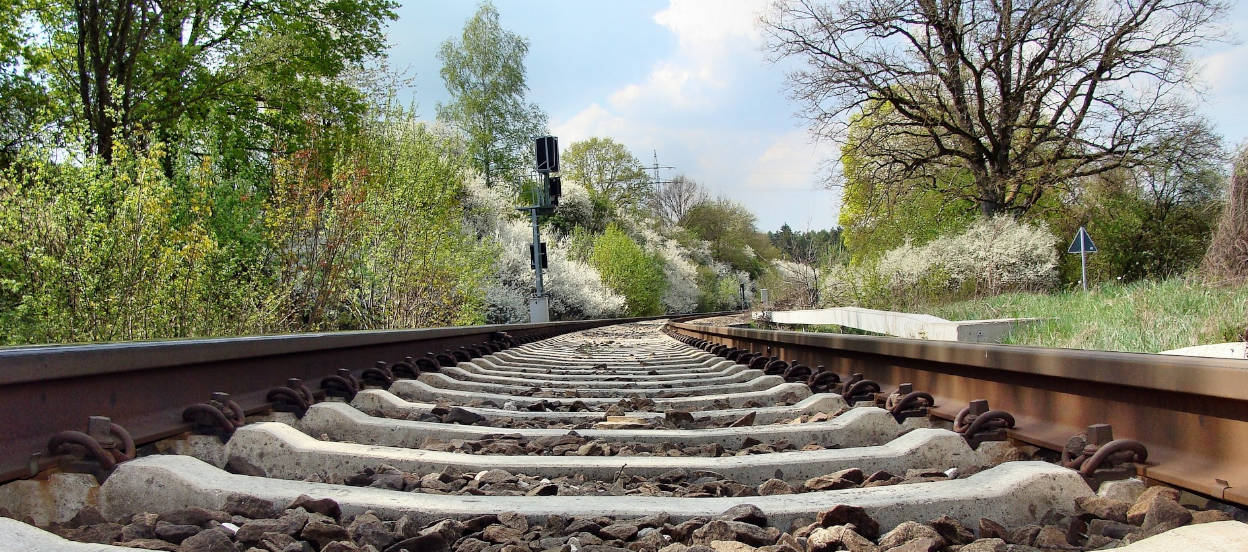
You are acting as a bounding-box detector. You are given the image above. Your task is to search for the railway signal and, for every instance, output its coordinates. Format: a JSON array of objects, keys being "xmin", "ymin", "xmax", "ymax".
[{"xmin": 517, "ymin": 136, "xmax": 562, "ymax": 322}]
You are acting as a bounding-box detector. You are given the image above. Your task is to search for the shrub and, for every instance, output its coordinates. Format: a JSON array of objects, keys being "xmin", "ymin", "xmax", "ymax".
[
  {"xmin": 464, "ymin": 181, "xmax": 624, "ymax": 323},
  {"xmin": 0, "ymin": 144, "xmax": 226, "ymax": 343},
  {"xmin": 819, "ymin": 216, "xmax": 1059, "ymax": 309},
  {"xmin": 1203, "ymin": 146, "xmax": 1248, "ymax": 285},
  {"xmin": 591, "ymin": 224, "xmax": 667, "ymax": 316}
]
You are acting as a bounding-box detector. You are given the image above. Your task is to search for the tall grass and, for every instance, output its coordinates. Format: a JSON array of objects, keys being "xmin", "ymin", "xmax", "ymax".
[{"xmin": 928, "ymin": 278, "xmax": 1248, "ymax": 352}]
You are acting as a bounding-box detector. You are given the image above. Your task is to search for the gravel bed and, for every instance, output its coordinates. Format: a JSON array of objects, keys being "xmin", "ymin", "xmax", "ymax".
[
  {"xmin": 333, "ymin": 464, "xmax": 959, "ymax": 498},
  {"xmin": 386, "ymin": 401, "xmax": 827, "ymax": 431},
  {"xmin": 410, "ymin": 433, "xmax": 825, "ymax": 457},
  {"xmin": 32, "ymin": 479, "xmax": 1241, "ymax": 551}
]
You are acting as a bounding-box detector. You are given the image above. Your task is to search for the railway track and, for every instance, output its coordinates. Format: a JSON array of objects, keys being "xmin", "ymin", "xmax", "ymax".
[{"xmin": 1, "ymin": 316, "xmax": 1247, "ymax": 551}]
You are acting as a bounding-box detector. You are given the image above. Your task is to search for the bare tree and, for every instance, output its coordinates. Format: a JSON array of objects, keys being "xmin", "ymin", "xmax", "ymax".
[
  {"xmin": 652, "ymin": 175, "xmax": 708, "ymax": 225},
  {"xmin": 764, "ymin": 0, "xmax": 1226, "ymax": 216}
]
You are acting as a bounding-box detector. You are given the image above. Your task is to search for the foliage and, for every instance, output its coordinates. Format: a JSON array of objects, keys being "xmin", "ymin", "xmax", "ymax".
[
  {"xmin": 1202, "ymin": 145, "xmax": 1248, "ymax": 286},
  {"xmin": 768, "ymin": 225, "xmax": 844, "ymax": 265},
  {"xmin": 1028, "ymin": 124, "xmax": 1226, "ymax": 285},
  {"xmin": 766, "ymin": 0, "xmax": 1225, "ymax": 216},
  {"xmin": 679, "ymin": 198, "xmax": 776, "ymax": 277},
  {"xmin": 461, "ymin": 177, "xmax": 624, "ymax": 323},
  {"xmin": 821, "ymin": 217, "xmax": 1059, "ymax": 309},
  {"xmin": 654, "ymin": 237, "xmax": 702, "ymax": 314},
  {"xmin": 26, "ymin": 0, "xmax": 396, "ymax": 165},
  {"xmin": 561, "ymin": 137, "xmax": 651, "ymax": 219},
  {"xmin": 931, "ymin": 278, "xmax": 1248, "ymax": 353},
  {"xmin": 0, "ymin": 108, "xmax": 490, "ymax": 344},
  {"xmin": 838, "ymin": 101, "xmax": 978, "ymax": 262},
  {"xmin": 437, "ymin": 1, "xmax": 547, "ymax": 189},
  {"xmin": 590, "ymin": 225, "xmax": 667, "ymax": 316},
  {"xmin": 695, "ymin": 263, "xmax": 750, "ymax": 312},
  {"xmin": 545, "ymin": 177, "xmax": 596, "ymax": 234},
  {"xmin": 0, "ymin": 144, "xmax": 227, "ymax": 343}
]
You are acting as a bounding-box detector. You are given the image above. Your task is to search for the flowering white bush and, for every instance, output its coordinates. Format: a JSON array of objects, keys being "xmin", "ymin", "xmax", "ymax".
[
  {"xmin": 608, "ymin": 213, "xmax": 710, "ymax": 314},
  {"xmin": 463, "ymin": 180, "xmax": 625, "ymax": 322},
  {"xmin": 819, "ymin": 216, "xmax": 1058, "ymax": 308},
  {"xmin": 655, "ymin": 238, "xmax": 701, "ymax": 313},
  {"xmin": 874, "ymin": 216, "xmax": 1058, "ymax": 296},
  {"xmin": 551, "ymin": 177, "xmax": 596, "ymax": 230}
]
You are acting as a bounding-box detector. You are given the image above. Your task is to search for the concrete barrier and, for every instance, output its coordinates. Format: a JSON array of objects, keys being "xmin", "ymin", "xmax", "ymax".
[{"xmin": 756, "ymin": 307, "xmax": 1041, "ymax": 343}]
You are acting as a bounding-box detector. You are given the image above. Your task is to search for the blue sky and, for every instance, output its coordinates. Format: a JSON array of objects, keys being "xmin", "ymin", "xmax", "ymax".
[{"xmin": 388, "ymin": 0, "xmax": 1248, "ymax": 232}]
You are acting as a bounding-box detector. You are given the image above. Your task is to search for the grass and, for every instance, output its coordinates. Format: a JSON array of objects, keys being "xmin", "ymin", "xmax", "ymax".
[{"xmin": 924, "ymin": 278, "xmax": 1248, "ymax": 353}]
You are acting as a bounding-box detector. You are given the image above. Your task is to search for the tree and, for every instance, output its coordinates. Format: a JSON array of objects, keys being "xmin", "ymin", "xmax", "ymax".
[
  {"xmin": 836, "ymin": 99, "xmax": 978, "ymax": 261},
  {"xmin": 437, "ymin": 1, "xmax": 547, "ymax": 189},
  {"xmin": 652, "ymin": 175, "xmax": 707, "ymax": 225},
  {"xmin": 679, "ymin": 198, "xmax": 774, "ymax": 277},
  {"xmin": 31, "ymin": 0, "xmax": 397, "ymax": 164},
  {"xmin": 1, "ymin": 3, "xmax": 49, "ymax": 167},
  {"xmin": 765, "ymin": 0, "xmax": 1226, "ymax": 216},
  {"xmin": 561, "ymin": 137, "xmax": 650, "ymax": 215}
]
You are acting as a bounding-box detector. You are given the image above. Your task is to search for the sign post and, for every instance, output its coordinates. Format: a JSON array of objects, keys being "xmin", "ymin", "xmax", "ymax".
[{"xmin": 1067, "ymin": 226, "xmax": 1098, "ymax": 291}]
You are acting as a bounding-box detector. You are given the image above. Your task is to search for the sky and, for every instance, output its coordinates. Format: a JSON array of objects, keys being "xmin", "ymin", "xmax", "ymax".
[{"xmin": 387, "ymin": 0, "xmax": 1248, "ymax": 233}]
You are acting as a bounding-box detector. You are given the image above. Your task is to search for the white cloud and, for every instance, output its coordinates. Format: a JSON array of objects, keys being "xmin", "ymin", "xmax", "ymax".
[
  {"xmin": 1196, "ymin": 44, "xmax": 1248, "ymax": 94},
  {"xmin": 606, "ymin": 0, "xmax": 769, "ymax": 109},
  {"xmin": 744, "ymin": 130, "xmax": 837, "ymax": 191},
  {"xmin": 653, "ymin": 0, "xmax": 764, "ymax": 50},
  {"xmin": 547, "ymin": 0, "xmax": 843, "ymax": 230}
]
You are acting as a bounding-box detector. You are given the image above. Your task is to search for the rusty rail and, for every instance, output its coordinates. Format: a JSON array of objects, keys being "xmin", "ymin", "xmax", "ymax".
[
  {"xmin": 0, "ymin": 313, "xmax": 727, "ymax": 483},
  {"xmin": 667, "ymin": 321, "xmax": 1248, "ymax": 505}
]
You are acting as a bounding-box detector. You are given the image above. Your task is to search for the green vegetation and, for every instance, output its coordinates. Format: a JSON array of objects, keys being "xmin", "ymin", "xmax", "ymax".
[
  {"xmin": 590, "ymin": 225, "xmax": 666, "ymax": 316},
  {"xmin": 928, "ymin": 278, "xmax": 1248, "ymax": 353},
  {"xmin": 5, "ymin": 0, "xmax": 1241, "ymax": 351}
]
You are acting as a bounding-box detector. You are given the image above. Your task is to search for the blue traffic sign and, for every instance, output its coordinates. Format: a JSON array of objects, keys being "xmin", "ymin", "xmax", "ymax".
[{"xmin": 1068, "ymin": 227, "xmax": 1097, "ymax": 254}]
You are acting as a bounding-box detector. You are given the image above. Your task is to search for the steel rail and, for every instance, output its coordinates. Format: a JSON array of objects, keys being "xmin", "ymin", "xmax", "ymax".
[
  {"xmin": 667, "ymin": 321, "xmax": 1248, "ymax": 506},
  {"xmin": 0, "ymin": 313, "xmax": 728, "ymax": 484}
]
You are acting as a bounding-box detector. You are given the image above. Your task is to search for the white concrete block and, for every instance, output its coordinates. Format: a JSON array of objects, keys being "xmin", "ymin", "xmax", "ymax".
[
  {"xmin": 99, "ymin": 455, "xmax": 1090, "ymax": 531},
  {"xmin": 0, "ymin": 517, "xmax": 146, "ymax": 551},
  {"xmin": 390, "ymin": 379, "xmax": 809, "ymax": 409},
  {"xmin": 298, "ymin": 402, "xmax": 900, "ymax": 450}
]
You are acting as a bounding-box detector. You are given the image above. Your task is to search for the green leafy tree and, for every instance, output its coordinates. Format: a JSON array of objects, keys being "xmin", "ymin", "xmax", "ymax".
[
  {"xmin": 838, "ymin": 100, "xmax": 977, "ymax": 263},
  {"xmin": 562, "ymin": 137, "xmax": 651, "ymax": 218},
  {"xmin": 266, "ymin": 109, "xmax": 489, "ymax": 330},
  {"xmin": 590, "ymin": 224, "xmax": 666, "ymax": 316},
  {"xmin": 1050, "ymin": 125, "xmax": 1225, "ymax": 283},
  {"xmin": 679, "ymin": 198, "xmax": 775, "ymax": 277},
  {"xmin": 29, "ymin": 0, "xmax": 396, "ymax": 165},
  {"xmin": 1, "ymin": 1, "xmax": 50, "ymax": 167},
  {"xmin": 437, "ymin": 1, "xmax": 547, "ymax": 189},
  {"xmin": 0, "ymin": 144, "xmax": 226, "ymax": 343}
]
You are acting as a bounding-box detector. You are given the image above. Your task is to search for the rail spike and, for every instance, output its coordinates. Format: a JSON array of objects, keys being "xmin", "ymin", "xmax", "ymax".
[
  {"xmin": 953, "ymin": 399, "xmax": 1016, "ymax": 448},
  {"xmin": 320, "ymin": 368, "xmax": 361, "ymax": 402},
  {"xmin": 182, "ymin": 392, "xmax": 245, "ymax": 441},
  {"xmin": 1062, "ymin": 424, "xmax": 1148, "ymax": 482},
  {"xmin": 46, "ymin": 415, "xmax": 135, "ymax": 480},
  {"xmin": 883, "ymin": 383, "xmax": 935, "ymax": 423},
  {"xmin": 360, "ymin": 361, "xmax": 396, "ymax": 389}
]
